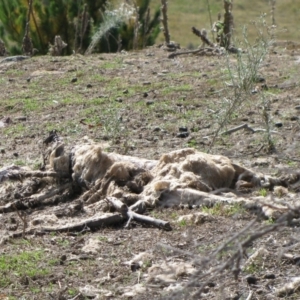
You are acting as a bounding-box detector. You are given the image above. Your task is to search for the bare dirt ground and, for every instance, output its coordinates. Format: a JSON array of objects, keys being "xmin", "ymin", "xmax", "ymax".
[{"xmin": 1, "ymin": 42, "xmax": 300, "ymax": 299}]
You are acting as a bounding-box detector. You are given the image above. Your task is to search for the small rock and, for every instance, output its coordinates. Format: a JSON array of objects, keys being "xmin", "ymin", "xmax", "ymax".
[
  {"xmin": 246, "ymin": 275, "xmax": 258, "ymax": 285},
  {"xmin": 206, "ymin": 282, "xmax": 215, "ymax": 287},
  {"xmin": 71, "ymin": 77, "xmax": 77, "ymax": 83},
  {"xmin": 146, "ymin": 100, "xmax": 154, "ymax": 106},
  {"xmin": 274, "ymin": 122, "xmax": 283, "ymax": 128},
  {"xmin": 253, "ymin": 158, "xmax": 269, "ymax": 167},
  {"xmin": 60, "ymin": 254, "xmax": 67, "ymax": 264},
  {"xmin": 123, "ymin": 89, "xmax": 128, "ymax": 94},
  {"xmin": 263, "ymin": 273, "xmax": 276, "ymax": 279},
  {"xmin": 176, "ymin": 132, "xmax": 189, "ymax": 138},
  {"xmin": 131, "ymin": 262, "xmax": 140, "ymax": 272},
  {"xmin": 86, "ymin": 83, "xmax": 92, "ymax": 88},
  {"xmin": 179, "ymin": 126, "xmax": 188, "ymax": 132},
  {"xmin": 15, "ymin": 116, "xmax": 27, "ymax": 121},
  {"xmin": 255, "ymin": 76, "xmax": 266, "ymax": 83}
]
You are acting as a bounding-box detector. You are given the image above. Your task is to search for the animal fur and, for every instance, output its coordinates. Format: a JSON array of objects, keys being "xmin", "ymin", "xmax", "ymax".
[{"xmin": 49, "ymin": 144, "xmax": 266, "ymax": 206}]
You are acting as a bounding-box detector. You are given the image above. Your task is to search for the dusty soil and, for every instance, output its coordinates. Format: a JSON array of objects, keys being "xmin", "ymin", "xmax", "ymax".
[{"xmin": 1, "ymin": 43, "xmax": 300, "ymax": 299}]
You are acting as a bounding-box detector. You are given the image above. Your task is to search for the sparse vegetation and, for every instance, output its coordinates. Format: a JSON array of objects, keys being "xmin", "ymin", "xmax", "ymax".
[
  {"xmin": 202, "ymin": 202, "xmax": 246, "ymax": 217},
  {"xmin": 0, "ymin": 1, "xmax": 300, "ymax": 299}
]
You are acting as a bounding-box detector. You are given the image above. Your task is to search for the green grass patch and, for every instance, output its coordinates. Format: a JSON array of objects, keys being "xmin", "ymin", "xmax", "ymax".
[
  {"xmin": 202, "ymin": 202, "xmax": 246, "ymax": 217},
  {"xmin": 3, "ymin": 123, "xmax": 26, "ymax": 137},
  {"xmin": 0, "ymin": 250, "xmax": 50, "ymax": 288},
  {"xmin": 258, "ymin": 188, "xmax": 268, "ymax": 197}
]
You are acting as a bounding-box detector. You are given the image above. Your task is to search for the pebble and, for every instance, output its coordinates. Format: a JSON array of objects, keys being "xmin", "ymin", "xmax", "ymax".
[
  {"xmin": 263, "ymin": 273, "xmax": 276, "ymax": 279},
  {"xmin": 246, "ymin": 275, "xmax": 258, "ymax": 285},
  {"xmin": 255, "ymin": 76, "xmax": 266, "ymax": 83},
  {"xmin": 274, "ymin": 122, "xmax": 283, "ymax": 128},
  {"xmin": 179, "ymin": 126, "xmax": 188, "ymax": 132},
  {"xmin": 146, "ymin": 100, "xmax": 154, "ymax": 106},
  {"xmin": 15, "ymin": 116, "xmax": 27, "ymax": 121},
  {"xmin": 177, "ymin": 132, "xmax": 189, "ymax": 138}
]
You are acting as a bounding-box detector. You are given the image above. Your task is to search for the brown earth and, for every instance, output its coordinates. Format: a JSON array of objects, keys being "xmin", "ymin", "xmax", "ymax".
[{"xmin": 1, "ymin": 42, "xmax": 300, "ymax": 299}]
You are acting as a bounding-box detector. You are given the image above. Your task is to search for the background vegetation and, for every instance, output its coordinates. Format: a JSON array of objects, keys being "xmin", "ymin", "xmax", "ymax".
[
  {"xmin": 150, "ymin": 0, "xmax": 300, "ymax": 48},
  {"xmin": 0, "ymin": 0, "xmax": 161, "ymax": 54},
  {"xmin": 0, "ymin": 0, "xmax": 299, "ymax": 55}
]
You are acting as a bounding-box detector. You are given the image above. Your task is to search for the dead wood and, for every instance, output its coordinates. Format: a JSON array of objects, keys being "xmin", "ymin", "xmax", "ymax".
[
  {"xmin": 0, "ymin": 167, "xmax": 70, "ymax": 183},
  {"xmin": 208, "ymin": 123, "xmax": 282, "ymax": 137},
  {"xmin": 161, "ymin": 0, "xmax": 171, "ymax": 45},
  {"xmin": 0, "ymin": 183, "xmax": 72, "ymax": 213},
  {"xmin": 168, "ymin": 47, "xmax": 224, "ymax": 59},
  {"xmin": 165, "ymin": 207, "xmax": 300, "ymax": 300},
  {"xmin": 107, "ymin": 197, "xmax": 172, "ymax": 231},
  {"xmin": 8, "ymin": 213, "xmax": 125, "ymax": 238},
  {"xmin": 0, "ymin": 55, "xmax": 30, "ymax": 64},
  {"xmin": 0, "ymin": 39, "xmax": 7, "ymax": 56},
  {"xmin": 191, "ymin": 27, "xmax": 214, "ymax": 47},
  {"xmin": 53, "ymin": 200, "xmax": 84, "ymax": 218},
  {"xmin": 221, "ymin": 123, "xmax": 254, "ymax": 135},
  {"xmin": 168, "ymin": 48, "xmax": 205, "ymax": 58},
  {"xmin": 126, "ymin": 210, "xmax": 172, "ymax": 231},
  {"xmin": 40, "ymin": 213, "xmax": 125, "ymax": 232},
  {"xmin": 49, "ymin": 36, "xmax": 67, "ymax": 56},
  {"xmin": 22, "ymin": 0, "xmax": 34, "ymax": 56}
]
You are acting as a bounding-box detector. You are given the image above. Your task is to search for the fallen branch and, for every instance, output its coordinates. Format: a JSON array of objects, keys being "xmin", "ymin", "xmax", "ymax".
[
  {"xmin": 161, "ymin": 0, "xmax": 171, "ymax": 45},
  {"xmin": 221, "ymin": 123, "xmax": 254, "ymax": 135},
  {"xmin": 168, "ymin": 47, "xmax": 223, "ymax": 59},
  {"xmin": 205, "ymin": 123, "xmax": 282, "ymax": 137},
  {"xmin": 0, "ymin": 183, "xmax": 72, "ymax": 213},
  {"xmin": 107, "ymin": 197, "xmax": 172, "ymax": 231},
  {"xmin": 0, "ymin": 166, "xmax": 70, "ymax": 183},
  {"xmin": 0, "ymin": 55, "xmax": 30, "ymax": 64},
  {"xmin": 192, "ymin": 27, "xmax": 214, "ymax": 47},
  {"xmin": 165, "ymin": 206, "xmax": 299, "ymax": 299},
  {"xmin": 168, "ymin": 48, "xmax": 206, "ymax": 58},
  {"xmin": 8, "ymin": 213, "xmax": 125, "ymax": 238}
]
